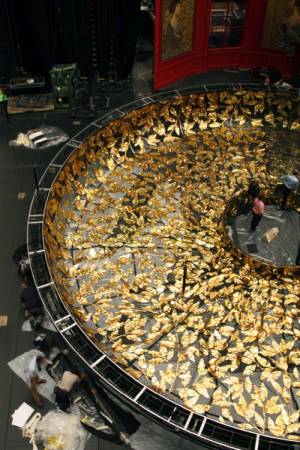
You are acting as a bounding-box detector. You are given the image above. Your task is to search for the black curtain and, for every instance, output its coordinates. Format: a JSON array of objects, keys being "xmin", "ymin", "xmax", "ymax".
[
  {"xmin": 96, "ymin": 0, "xmax": 141, "ymax": 79},
  {"xmin": 3, "ymin": 0, "xmax": 141, "ymax": 80},
  {"xmin": 117, "ymin": 0, "xmax": 141, "ymax": 78},
  {"xmin": 0, "ymin": 0, "xmax": 18, "ymax": 80},
  {"xmin": 52, "ymin": 0, "xmax": 94, "ymax": 76},
  {"xmin": 11, "ymin": 0, "xmax": 55, "ymax": 76}
]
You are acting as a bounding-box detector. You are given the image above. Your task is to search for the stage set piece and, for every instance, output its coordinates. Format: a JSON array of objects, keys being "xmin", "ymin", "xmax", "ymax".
[{"xmin": 28, "ymin": 85, "xmax": 300, "ymax": 450}]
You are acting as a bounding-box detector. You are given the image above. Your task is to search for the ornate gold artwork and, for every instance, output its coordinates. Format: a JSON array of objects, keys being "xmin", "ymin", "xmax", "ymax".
[
  {"xmin": 44, "ymin": 90, "xmax": 300, "ymax": 439},
  {"xmin": 160, "ymin": 0, "xmax": 195, "ymax": 60}
]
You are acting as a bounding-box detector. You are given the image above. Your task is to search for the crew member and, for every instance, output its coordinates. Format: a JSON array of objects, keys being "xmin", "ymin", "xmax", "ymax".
[
  {"xmin": 251, "ymin": 192, "xmax": 265, "ymax": 231},
  {"xmin": 54, "ymin": 369, "xmax": 83, "ymax": 411},
  {"xmin": 280, "ymin": 171, "xmax": 299, "ymax": 208},
  {"xmin": 0, "ymin": 86, "xmax": 9, "ymax": 123}
]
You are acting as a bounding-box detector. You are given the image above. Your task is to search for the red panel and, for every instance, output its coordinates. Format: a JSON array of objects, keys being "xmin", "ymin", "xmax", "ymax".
[
  {"xmin": 243, "ymin": 0, "xmax": 268, "ymax": 49},
  {"xmin": 207, "ymin": 49, "xmax": 243, "ymax": 68},
  {"xmin": 153, "ymin": 0, "xmax": 210, "ymax": 91},
  {"xmin": 153, "ymin": 0, "xmax": 298, "ymax": 91}
]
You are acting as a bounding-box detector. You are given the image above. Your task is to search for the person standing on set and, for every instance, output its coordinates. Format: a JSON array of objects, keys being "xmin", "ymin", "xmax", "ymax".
[
  {"xmin": 247, "ymin": 179, "xmax": 260, "ymax": 203},
  {"xmin": 251, "ymin": 192, "xmax": 265, "ymax": 232},
  {"xmin": 280, "ymin": 171, "xmax": 299, "ymax": 208},
  {"xmin": 0, "ymin": 85, "xmax": 9, "ymax": 123}
]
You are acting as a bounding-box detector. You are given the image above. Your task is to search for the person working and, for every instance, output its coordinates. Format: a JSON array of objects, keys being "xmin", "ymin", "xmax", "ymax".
[
  {"xmin": 247, "ymin": 179, "xmax": 260, "ymax": 202},
  {"xmin": 24, "ymin": 352, "xmax": 47, "ymax": 407},
  {"xmin": 280, "ymin": 171, "xmax": 299, "ymax": 208},
  {"xmin": 20, "ymin": 280, "xmax": 44, "ymax": 330},
  {"xmin": 54, "ymin": 369, "xmax": 83, "ymax": 411},
  {"xmin": 0, "ymin": 85, "xmax": 9, "ymax": 123},
  {"xmin": 251, "ymin": 192, "xmax": 265, "ymax": 231}
]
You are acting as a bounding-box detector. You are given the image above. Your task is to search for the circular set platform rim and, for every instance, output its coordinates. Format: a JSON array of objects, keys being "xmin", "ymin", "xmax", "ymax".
[{"xmin": 27, "ymin": 83, "xmax": 300, "ymax": 450}]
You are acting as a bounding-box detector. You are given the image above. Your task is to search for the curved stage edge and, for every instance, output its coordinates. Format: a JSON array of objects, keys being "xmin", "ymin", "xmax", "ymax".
[{"xmin": 27, "ymin": 84, "xmax": 300, "ymax": 450}]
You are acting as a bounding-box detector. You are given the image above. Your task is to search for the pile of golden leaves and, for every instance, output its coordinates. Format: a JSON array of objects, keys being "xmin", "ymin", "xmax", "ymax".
[{"xmin": 44, "ymin": 91, "xmax": 300, "ymax": 439}]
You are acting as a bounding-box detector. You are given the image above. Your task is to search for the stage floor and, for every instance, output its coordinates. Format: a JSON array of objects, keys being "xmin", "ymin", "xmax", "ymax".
[
  {"xmin": 44, "ymin": 89, "xmax": 300, "ymax": 440},
  {"xmin": 0, "ymin": 65, "xmax": 266, "ymax": 450},
  {"xmin": 230, "ymin": 205, "xmax": 300, "ymax": 266}
]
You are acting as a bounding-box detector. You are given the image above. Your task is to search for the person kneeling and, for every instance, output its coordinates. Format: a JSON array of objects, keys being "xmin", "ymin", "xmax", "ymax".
[{"xmin": 54, "ymin": 369, "xmax": 83, "ymax": 411}]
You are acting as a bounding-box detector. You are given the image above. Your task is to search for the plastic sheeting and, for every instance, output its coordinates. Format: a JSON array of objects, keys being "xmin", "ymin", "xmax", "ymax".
[
  {"xmin": 9, "ymin": 126, "xmax": 69, "ymax": 149},
  {"xmin": 35, "ymin": 411, "xmax": 89, "ymax": 450},
  {"xmin": 8, "ymin": 349, "xmax": 56, "ymax": 402},
  {"xmin": 22, "ymin": 310, "xmax": 57, "ymax": 332}
]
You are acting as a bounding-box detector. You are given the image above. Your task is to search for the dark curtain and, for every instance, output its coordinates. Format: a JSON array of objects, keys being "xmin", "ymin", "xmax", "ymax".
[
  {"xmin": 52, "ymin": 0, "xmax": 94, "ymax": 76},
  {"xmin": 11, "ymin": 0, "xmax": 55, "ymax": 76},
  {"xmin": 0, "ymin": 0, "xmax": 19, "ymax": 80},
  {"xmin": 117, "ymin": 0, "xmax": 141, "ymax": 78},
  {"xmin": 96, "ymin": 0, "xmax": 141, "ymax": 79},
  {"xmin": 4, "ymin": 0, "xmax": 141, "ymax": 80}
]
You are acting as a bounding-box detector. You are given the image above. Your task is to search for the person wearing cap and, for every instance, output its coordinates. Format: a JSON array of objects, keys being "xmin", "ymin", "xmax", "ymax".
[
  {"xmin": 0, "ymin": 86, "xmax": 9, "ymax": 123},
  {"xmin": 280, "ymin": 171, "xmax": 299, "ymax": 208}
]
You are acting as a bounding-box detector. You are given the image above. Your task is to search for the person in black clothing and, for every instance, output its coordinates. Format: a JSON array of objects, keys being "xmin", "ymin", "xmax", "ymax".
[
  {"xmin": 20, "ymin": 280, "xmax": 43, "ymax": 322},
  {"xmin": 33, "ymin": 334, "xmax": 54, "ymax": 357},
  {"xmin": 247, "ymin": 179, "xmax": 260, "ymax": 203},
  {"xmin": 296, "ymin": 243, "xmax": 300, "ymax": 265}
]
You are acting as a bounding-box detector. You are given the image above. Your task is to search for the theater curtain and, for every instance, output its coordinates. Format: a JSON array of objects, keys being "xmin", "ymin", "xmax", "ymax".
[
  {"xmin": 7, "ymin": 0, "xmax": 141, "ymax": 79},
  {"xmin": 96, "ymin": 0, "xmax": 141, "ymax": 79}
]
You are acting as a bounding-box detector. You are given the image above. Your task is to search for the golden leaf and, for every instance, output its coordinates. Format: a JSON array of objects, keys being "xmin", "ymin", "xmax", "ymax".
[
  {"xmin": 254, "ymin": 412, "xmax": 265, "ymax": 430},
  {"xmin": 265, "ymin": 397, "xmax": 281, "ymax": 414}
]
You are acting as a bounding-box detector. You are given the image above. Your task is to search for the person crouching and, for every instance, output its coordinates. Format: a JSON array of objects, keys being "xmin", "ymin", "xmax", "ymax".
[{"xmin": 54, "ymin": 369, "xmax": 83, "ymax": 411}]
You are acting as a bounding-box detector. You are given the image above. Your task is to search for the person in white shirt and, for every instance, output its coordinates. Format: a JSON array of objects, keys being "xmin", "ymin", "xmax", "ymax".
[
  {"xmin": 281, "ymin": 170, "xmax": 299, "ymax": 208},
  {"xmin": 24, "ymin": 351, "xmax": 47, "ymax": 407},
  {"xmin": 54, "ymin": 369, "xmax": 82, "ymax": 411}
]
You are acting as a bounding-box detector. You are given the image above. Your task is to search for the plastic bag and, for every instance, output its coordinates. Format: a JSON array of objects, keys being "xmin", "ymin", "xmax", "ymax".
[
  {"xmin": 35, "ymin": 410, "xmax": 89, "ymax": 450},
  {"xmin": 9, "ymin": 126, "xmax": 69, "ymax": 149}
]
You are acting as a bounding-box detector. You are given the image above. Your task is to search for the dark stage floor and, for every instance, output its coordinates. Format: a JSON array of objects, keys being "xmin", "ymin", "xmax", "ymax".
[{"xmin": 0, "ymin": 62, "xmax": 266, "ymax": 450}]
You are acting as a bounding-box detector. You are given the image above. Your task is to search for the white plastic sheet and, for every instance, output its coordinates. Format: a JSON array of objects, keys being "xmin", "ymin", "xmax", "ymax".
[
  {"xmin": 35, "ymin": 410, "xmax": 89, "ymax": 450},
  {"xmin": 9, "ymin": 126, "xmax": 69, "ymax": 149},
  {"xmin": 22, "ymin": 310, "xmax": 57, "ymax": 332},
  {"xmin": 7, "ymin": 349, "xmax": 56, "ymax": 402}
]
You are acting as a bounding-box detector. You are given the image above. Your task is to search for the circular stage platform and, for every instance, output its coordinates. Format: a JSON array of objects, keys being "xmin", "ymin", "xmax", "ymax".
[{"xmin": 28, "ymin": 85, "xmax": 300, "ymax": 450}]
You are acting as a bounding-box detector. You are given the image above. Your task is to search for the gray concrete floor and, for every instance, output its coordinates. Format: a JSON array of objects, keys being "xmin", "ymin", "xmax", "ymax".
[{"xmin": 0, "ymin": 56, "xmax": 260, "ymax": 450}]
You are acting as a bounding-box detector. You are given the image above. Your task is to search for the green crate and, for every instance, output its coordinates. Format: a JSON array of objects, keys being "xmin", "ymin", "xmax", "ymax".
[
  {"xmin": 50, "ymin": 64, "xmax": 80, "ymax": 88},
  {"xmin": 53, "ymin": 95, "xmax": 72, "ymax": 109},
  {"xmin": 52, "ymin": 85, "xmax": 74, "ymax": 96},
  {"xmin": 50, "ymin": 63, "xmax": 80, "ymax": 109}
]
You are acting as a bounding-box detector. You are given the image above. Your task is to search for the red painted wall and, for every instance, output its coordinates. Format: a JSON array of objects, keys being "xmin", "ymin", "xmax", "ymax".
[{"xmin": 153, "ymin": 0, "xmax": 293, "ymax": 91}]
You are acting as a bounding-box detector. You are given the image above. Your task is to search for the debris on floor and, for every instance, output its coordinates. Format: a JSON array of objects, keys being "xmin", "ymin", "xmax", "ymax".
[{"xmin": 9, "ymin": 126, "xmax": 69, "ymax": 149}]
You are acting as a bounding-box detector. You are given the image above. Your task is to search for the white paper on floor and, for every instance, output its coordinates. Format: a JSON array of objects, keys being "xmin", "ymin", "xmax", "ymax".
[
  {"xmin": 12, "ymin": 402, "xmax": 35, "ymax": 427},
  {"xmin": 22, "ymin": 313, "xmax": 57, "ymax": 332},
  {"xmin": 8, "ymin": 349, "xmax": 56, "ymax": 403}
]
